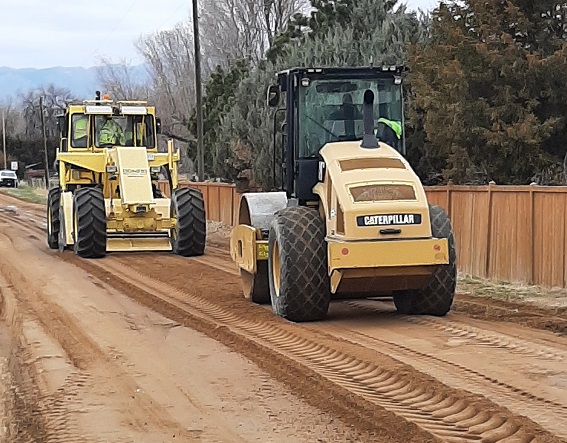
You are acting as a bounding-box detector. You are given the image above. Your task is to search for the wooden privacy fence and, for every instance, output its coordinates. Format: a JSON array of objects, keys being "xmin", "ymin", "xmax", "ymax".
[
  {"xmin": 158, "ymin": 180, "xmax": 239, "ymax": 226},
  {"xmin": 426, "ymin": 184, "xmax": 567, "ymax": 289},
  {"xmin": 160, "ymin": 180, "xmax": 567, "ymax": 289}
]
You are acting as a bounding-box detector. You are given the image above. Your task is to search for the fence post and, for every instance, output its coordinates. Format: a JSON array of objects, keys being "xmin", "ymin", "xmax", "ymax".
[
  {"xmin": 217, "ymin": 185, "xmax": 221, "ymax": 224},
  {"xmin": 485, "ymin": 183, "xmax": 494, "ymax": 278},
  {"xmin": 529, "ymin": 188, "xmax": 535, "ymax": 285},
  {"xmin": 446, "ymin": 184, "xmax": 452, "ymax": 219},
  {"xmin": 564, "ymin": 193, "xmax": 567, "ymax": 288}
]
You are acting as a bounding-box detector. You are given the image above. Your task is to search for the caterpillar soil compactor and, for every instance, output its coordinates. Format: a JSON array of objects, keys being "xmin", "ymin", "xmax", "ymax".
[
  {"xmin": 47, "ymin": 93, "xmax": 206, "ymax": 258},
  {"xmin": 230, "ymin": 66, "xmax": 456, "ymax": 321}
]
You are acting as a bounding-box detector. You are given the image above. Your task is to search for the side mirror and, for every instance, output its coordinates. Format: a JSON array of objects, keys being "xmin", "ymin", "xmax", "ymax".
[
  {"xmin": 267, "ymin": 85, "xmax": 280, "ymax": 108},
  {"xmin": 57, "ymin": 115, "xmax": 68, "ymax": 138},
  {"xmin": 156, "ymin": 117, "xmax": 162, "ymax": 134}
]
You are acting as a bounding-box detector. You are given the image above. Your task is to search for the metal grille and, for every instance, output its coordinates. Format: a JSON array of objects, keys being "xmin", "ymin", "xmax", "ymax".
[
  {"xmin": 340, "ymin": 158, "xmax": 405, "ymax": 171},
  {"xmin": 350, "ymin": 184, "xmax": 416, "ymax": 202}
]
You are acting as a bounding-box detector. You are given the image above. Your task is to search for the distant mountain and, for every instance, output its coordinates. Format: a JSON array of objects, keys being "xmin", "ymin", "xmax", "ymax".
[{"xmin": 0, "ymin": 65, "xmax": 149, "ymax": 102}]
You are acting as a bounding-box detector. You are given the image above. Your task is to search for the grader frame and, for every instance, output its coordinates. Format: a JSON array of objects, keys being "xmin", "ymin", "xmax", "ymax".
[{"xmin": 47, "ymin": 93, "xmax": 206, "ymax": 258}]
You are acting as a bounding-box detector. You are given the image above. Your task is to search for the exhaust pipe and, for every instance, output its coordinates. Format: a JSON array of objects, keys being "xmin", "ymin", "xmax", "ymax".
[{"xmin": 361, "ymin": 89, "xmax": 379, "ymax": 149}]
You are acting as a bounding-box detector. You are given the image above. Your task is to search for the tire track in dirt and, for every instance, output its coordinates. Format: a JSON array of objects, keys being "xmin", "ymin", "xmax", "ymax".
[
  {"xmin": 82, "ymin": 256, "xmax": 435, "ymax": 443},
  {"xmin": 410, "ymin": 317, "xmax": 567, "ymax": 360},
  {"xmin": 312, "ymin": 322, "xmax": 567, "ymax": 439},
  {"xmin": 0, "ymin": 224, "xmax": 208, "ymax": 443},
  {"xmin": 0, "ymin": 271, "xmax": 50, "ymax": 443},
  {"xmin": 0, "ymin": 268, "xmax": 132, "ymax": 443},
  {"xmin": 453, "ymin": 295, "xmax": 567, "ymax": 336},
  {"xmin": 62, "ymin": 255, "xmax": 563, "ymax": 443},
  {"xmin": 4, "ymin": 200, "xmax": 567, "ymax": 442},
  {"xmin": 344, "ymin": 301, "xmax": 567, "ymax": 362}
]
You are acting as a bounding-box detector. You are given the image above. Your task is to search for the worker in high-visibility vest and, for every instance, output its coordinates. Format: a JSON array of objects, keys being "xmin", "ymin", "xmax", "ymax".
[
  {"xmin": 376, "ymin": 117, "xmax": 402, "ymax": 149},
  {"xmin": 98, "ymin": 116, "xmax": 125, "ymax": 146}
]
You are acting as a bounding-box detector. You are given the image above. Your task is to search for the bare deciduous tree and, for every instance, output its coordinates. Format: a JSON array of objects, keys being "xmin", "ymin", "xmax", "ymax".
[
  {"xmin": 20, "ymin": 85, "xmax": 74, "ymax": 139},
  {"xmin": 96, "ymin": 56, "xmax": 151, "ymax": 101},
  {"xmin": 202, "ymin": 0, "xmax": 308, "ymax": 62},
  {"xmin": 133, "ymin": 0, "xmax": 307, "ymax": 144},
  {"xmin": 135, "ymin": 23, "xmax": 204, "ymax": 145}
]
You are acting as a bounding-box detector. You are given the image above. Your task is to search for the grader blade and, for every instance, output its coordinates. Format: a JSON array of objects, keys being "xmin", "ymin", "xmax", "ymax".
[{"xmin": 106, "ymin": 232, "xmax": 172, "ymax": 252}]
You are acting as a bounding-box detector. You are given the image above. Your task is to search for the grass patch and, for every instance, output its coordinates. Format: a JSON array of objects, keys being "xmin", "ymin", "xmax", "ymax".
[
  {"xmin": 458, "ymin": 274, "xmax": 567, "ymax": 302},
  {"xmin": 0, "ymin": 184, "xmax": 47, "ymax": 205}
]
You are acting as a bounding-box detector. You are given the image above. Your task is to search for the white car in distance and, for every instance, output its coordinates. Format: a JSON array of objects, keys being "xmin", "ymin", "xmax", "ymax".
[{"xmin": 0, "ymin": 170, "xmax": 19, "ymax": 188}]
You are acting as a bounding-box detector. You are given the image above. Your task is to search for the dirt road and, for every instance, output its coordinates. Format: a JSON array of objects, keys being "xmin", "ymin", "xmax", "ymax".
[{"xmin": 1, "ymin": 191, "xmax": 567, "ymax": 442}]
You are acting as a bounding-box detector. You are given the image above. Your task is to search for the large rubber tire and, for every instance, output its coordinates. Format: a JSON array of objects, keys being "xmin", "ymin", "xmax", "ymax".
[
  {"xmin": 393, "ymin": 204, "xmax": 457, "ymax": 316},
  {"xmin": 72, "ymin": 188, "xmax": 107, "ymax": 258},
  {"xmin": 171, "ymin": 188, "xmax": 206, "ymax": 257},
  {"xmin": 241, "ymin": 261, "xmax": 271, "ymax": 304},
  {"xmin": 47, "ymin": 187, "xmax": 61, "ymax": 249},
  {"xmin": 268, "ymin": 206, "xmax": 330, "ymax": 322}
]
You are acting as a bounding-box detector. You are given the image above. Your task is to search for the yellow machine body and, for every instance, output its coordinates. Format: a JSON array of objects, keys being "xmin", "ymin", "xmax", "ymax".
[
  {"xmin": 230, "ymin": 140, "xmax": 448, "ymax": 297},
  {"xmin": 56, "ymin": 100, "xmax": 179, "ymax": 252},
  {"xmin": 314, "ymin": 141, "xmax": 448, "ymax": 294}
]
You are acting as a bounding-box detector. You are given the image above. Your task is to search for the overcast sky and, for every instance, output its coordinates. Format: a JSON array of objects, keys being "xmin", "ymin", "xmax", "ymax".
[{"xmin": 0, "ymin": 0, "xmax": 438, "ymax": 69}]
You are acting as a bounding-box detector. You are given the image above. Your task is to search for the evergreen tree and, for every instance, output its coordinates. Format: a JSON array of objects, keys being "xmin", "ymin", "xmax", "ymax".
[
  {"xmin": 214, "ymin": 0, "xmax": 426, "ymax": 189},
  {"xmin": 187, "ymin": 60, "xmax": 250, "ymax": 179},
  {"xmin": 408, "ymin": 0, "xmax": 567, "ymax": 184}
]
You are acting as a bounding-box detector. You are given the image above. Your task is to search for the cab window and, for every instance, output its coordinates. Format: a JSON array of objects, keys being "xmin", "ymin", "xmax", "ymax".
[{"xmin": 71, "ymin": 114, "xmax": 88, "ymax": 148}]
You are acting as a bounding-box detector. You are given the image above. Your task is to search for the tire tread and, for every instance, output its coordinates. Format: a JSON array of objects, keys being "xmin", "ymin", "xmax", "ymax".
[
  {"xmin": 73, "ymin": 188, "xmax": 107, "ymax": 258},
  {"xmin": 268, "ymin": 206, "xmax": 330, "ymax": 322},
  {"xmin": 47, "ymin": 187, "xmax": 61, "ymax": 249},
  {"xmin": 394, "ymin": 204, "xmax": 456, "ymax": 316},
  {"xmin": 172, "ymin": 187, "xmax": 206, "ymax": 257}
]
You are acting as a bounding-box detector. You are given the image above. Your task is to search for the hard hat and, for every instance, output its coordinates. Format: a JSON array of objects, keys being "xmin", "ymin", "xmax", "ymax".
[{"xmin": 102, "ymin": 93, "xmax": 111, "ymax": 100}]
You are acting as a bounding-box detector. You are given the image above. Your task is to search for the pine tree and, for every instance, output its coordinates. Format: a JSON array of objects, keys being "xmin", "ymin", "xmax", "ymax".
[
  {"xmin": 408, "ymin": 0, "xmax": 567, "ymax": 184},
  {"xmin": 215, "ymin": 0, "xmax": 427, "ymax": 189},
  {"xmin": 187, "ymin": 60, "xmax": 250, "ymax": 179}
]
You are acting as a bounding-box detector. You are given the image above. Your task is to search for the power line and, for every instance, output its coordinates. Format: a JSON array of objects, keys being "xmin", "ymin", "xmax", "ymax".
[
  {"xmin": 83, "ymin": 1, "xmax": 188, "ymax": 67},
  {"xmin": 155, "ymin": 2, "xmax": 188, "ymax": 32},
  {"xmin": 82, "ymin": 0, "xmax": 139, "ymax": 66}
]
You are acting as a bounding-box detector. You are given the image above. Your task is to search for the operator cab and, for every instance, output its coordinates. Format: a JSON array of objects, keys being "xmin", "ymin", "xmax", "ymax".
[
  {"xmin": 56, "ymin": 91, "xmax": 162, "ymax": 153},
  {"xmin": 268, "ymin": 66, "xmax": 405, "ymax": 202}
]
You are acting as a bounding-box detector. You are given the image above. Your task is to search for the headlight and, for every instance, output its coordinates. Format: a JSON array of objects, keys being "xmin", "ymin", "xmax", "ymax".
[
  {"xmin": 106, "ymin": 165, "xmax": 117, "ymax": 173},
  {"xmin": 150, "ymin": 166, "xmax": 161, "ymax": 173}
]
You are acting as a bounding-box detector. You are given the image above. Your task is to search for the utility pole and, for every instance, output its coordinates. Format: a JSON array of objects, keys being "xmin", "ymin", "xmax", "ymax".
[
  {"xmin": 39, "ymin": 97, "xmax": 50, "ymax": 188},
  {"xmin": 192, "ymin": 0, "xmax": 204, "ymax": 181},
  {"xmin": 1, "ymin": 110, "xmax": 6, "ymax": 169}
]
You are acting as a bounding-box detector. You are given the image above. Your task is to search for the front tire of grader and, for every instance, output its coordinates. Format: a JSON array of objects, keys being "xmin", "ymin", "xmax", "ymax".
[
  {"xmin": 47, "ymin": 187, "xmax": 61, "ymax": 249},
  {"xmin": 171, "ymin": 187, "xmax": 206, "ymax": 257},
  {"xmin": 393, "ymin": 204, "xmax": 456, "ymax": 316},
  {"xmin": 268, "ymin": 206, "xmax": 330, "ymax": 322},
  {"xmin": 241, "ymin": 260, "xmax": 271, "ymax": 304},
  {"xmin": 72, "ymin": 187, "xmax": 107, "ymax": 258}
]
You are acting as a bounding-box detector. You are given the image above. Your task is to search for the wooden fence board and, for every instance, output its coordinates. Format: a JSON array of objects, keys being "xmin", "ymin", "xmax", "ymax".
[
  {"xmin": 489, "ymin": 191, "xmax": 532, "ymax": 283},
  {"xmin": 448, "ymin": 190, "xmax": 490, "ymax": 278},
  {"xmin": 534, "ymin": 192, "xmax": 566, "ymax": 288}
]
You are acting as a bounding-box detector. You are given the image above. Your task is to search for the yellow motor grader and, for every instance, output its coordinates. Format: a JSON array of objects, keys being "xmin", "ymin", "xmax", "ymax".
[
  {"xmin": 230, "ymin": 67, "xmax": 456, "ymax": 321},
  {"xmin": 47, "ymin": 92, "xmax": 206, "ymax": 258}
]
